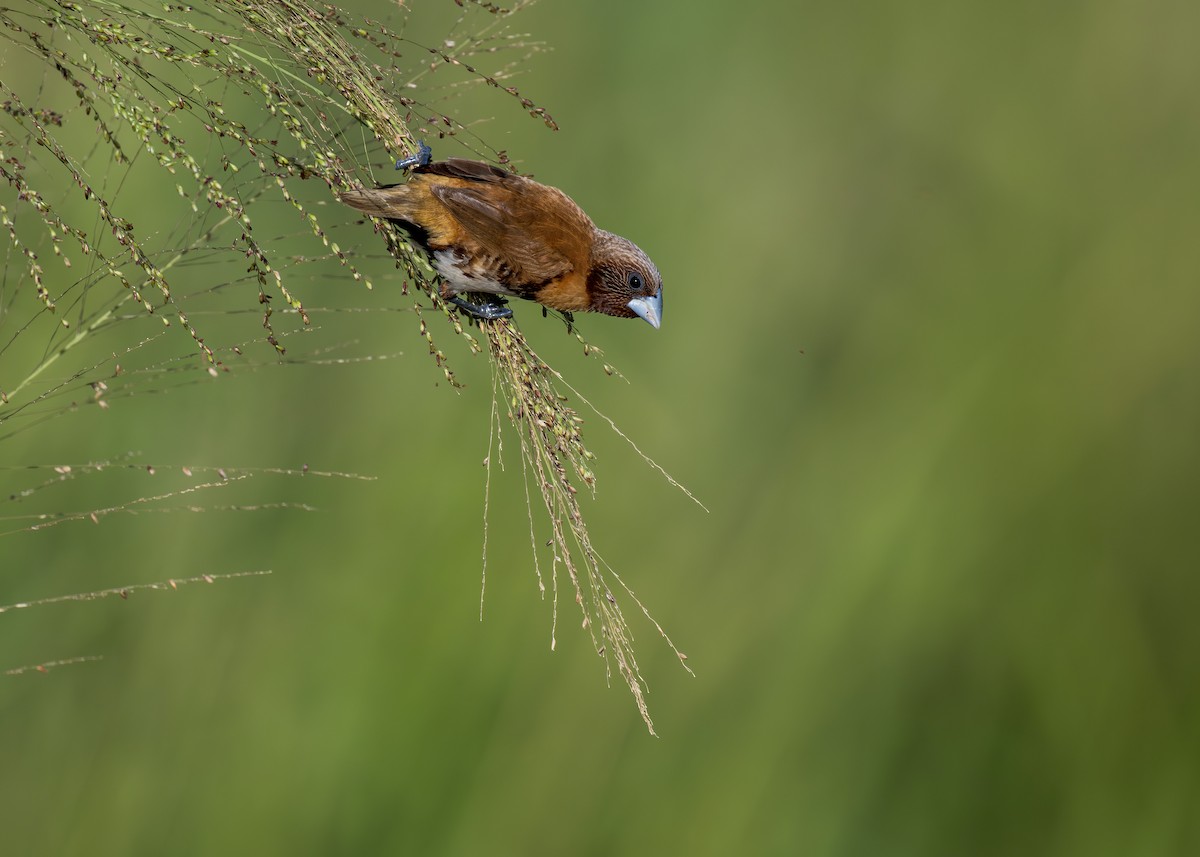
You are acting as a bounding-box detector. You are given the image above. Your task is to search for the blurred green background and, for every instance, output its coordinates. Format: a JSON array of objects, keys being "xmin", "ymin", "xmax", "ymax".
[{"xmin": 3, "ymin": 0, "xmax": 1200, "ymax": 854}]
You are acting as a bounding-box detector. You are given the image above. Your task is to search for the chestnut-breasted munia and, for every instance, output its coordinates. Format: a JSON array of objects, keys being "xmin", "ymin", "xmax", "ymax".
[{"xmin": 339, "ymin": 145, "xmax": 663, "ymax": 327}]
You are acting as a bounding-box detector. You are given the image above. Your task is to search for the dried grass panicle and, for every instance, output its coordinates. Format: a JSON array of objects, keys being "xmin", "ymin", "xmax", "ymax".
[
  {"xmin": 2, "ymin": 0, "xmax": 545, "ymax": 405},
  {"xmin": 0, "ymin": 459, "xmax": 373, "ymax": 538},
  {"xmin": 0, "ymin": 0, "xmax": 689, "ymax": 732},
  {"xmin": 488, "ymin": 323, "xmax": 694, "ymax": 735}
]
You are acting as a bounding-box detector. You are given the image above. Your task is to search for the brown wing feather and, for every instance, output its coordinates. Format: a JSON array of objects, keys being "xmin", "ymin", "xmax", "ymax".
[
  {"xmin": 339, "ymin": 158, "xmax": 509, "ymax": 222},
  {"xmin": 429, "ymin": 180, "xmax": 588, "ymax": 288}
]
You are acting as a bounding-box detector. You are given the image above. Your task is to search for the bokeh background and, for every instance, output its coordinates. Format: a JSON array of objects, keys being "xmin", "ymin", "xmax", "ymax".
[{"xmin": 3, "ymin": 0, "xmax": 1199, "ymax": 854}]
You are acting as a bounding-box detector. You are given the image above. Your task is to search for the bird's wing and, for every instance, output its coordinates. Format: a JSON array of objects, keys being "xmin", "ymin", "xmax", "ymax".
[
  {"xmin": 430, "ymin": 183, "xmax": 577, "ymax": 287},
  {"xmin": 419, "ymin": 158, "xmax": 513, "ymax": 183}
]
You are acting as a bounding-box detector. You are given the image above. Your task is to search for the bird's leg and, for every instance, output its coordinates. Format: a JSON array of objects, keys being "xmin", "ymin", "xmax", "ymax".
[
  {"xmin": 445, "ymin": 293, "xmax": 513, "ymax": 321},
  {"xmin": 394, "ymin": 141, "xmax": 432, "ymax": 171},
  {"xmin": 543, "ymin": 306, "xmax": 575, "ymax": 333}
]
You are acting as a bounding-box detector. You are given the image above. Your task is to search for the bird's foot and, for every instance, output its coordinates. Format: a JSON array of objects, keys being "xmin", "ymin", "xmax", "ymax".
[
  {"xmin": 394, "ymin": 141, "xmax": 432, "ymax": 171},
  {"xmin": 446, "ymin": 294, "xmax": 513, "ymax": 322}
]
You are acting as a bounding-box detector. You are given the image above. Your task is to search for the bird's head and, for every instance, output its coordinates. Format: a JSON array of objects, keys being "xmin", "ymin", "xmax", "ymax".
[{"xmin": 587, "ymin": 231, "xmax": 664, "ymax": 329}]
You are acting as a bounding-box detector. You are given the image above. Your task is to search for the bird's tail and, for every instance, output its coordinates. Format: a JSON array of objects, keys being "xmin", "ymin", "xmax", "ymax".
[{"xmin": 338, "ymin": 185, "xmax": 417, "ymax": 220}]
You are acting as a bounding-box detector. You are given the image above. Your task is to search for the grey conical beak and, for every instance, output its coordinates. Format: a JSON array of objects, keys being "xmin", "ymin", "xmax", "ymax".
[{"xmin": 627, "ymin": 289, "xmax": 662, "ymax": 329}]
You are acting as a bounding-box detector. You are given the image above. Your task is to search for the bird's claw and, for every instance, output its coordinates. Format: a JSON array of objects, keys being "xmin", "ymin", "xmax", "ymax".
[
  {"xmin": 395, "ymin": 141, "xmax": 432, "ymax": 171},
  {"xmin": 447, "ymin": 294, "xmax": 513, "ymax": 322}
]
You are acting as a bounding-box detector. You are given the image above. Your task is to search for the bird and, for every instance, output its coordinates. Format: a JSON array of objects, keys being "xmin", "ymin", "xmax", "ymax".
[{"xmin": 339, "ymin": 144, "xmax": 663, "ymax": 328}]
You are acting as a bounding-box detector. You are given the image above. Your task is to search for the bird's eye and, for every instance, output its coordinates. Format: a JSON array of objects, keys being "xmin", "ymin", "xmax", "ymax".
[{"xmin": 627, "ymin": 272, "xmax": 643, "ymax": 291}]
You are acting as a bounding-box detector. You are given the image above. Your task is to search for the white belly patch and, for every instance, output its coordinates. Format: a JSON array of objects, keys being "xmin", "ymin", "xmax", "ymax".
[{"xmin": 433, "ymin": 251, "xmax": 518, "ymax": 298}]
